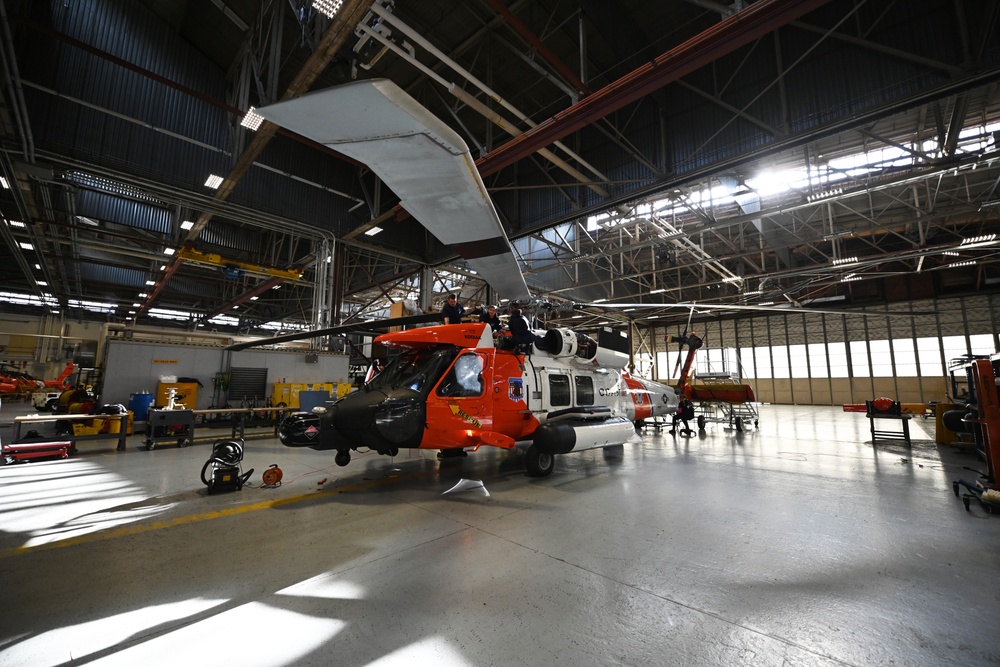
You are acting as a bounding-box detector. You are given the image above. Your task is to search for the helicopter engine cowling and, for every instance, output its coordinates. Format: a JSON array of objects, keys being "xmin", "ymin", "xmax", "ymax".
[
  {"xmin": 534, "ymin": 328, "xmax": 629, "ymax": 368},
  {"xmin": 532, "ymin": 416, "xmax": 635, "ymax": 455}
]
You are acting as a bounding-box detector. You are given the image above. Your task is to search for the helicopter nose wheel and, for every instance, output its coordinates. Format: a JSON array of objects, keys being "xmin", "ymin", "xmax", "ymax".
[{"xmin": 335, "ymin": 450, "xmax": 351, "ymax": 467}]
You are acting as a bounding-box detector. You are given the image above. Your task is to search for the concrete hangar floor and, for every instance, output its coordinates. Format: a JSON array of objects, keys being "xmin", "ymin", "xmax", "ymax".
[{"xmin": 0, "ymin": 404, "xmax": 998, "ymax": 666}]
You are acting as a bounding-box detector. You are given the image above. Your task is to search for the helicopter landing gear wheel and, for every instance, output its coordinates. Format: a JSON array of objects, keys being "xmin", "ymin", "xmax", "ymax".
[
  {"xmin": 335, "ymin": 450, "xmax": 351, "ymax": 467},
  {"xmin": 697, "ymin": 415, "xmax": 706, "ymax": 430},
  {"xmin": 525, "ymin": 444, "xmax": 554, "ymax": 477},
  {"xmin": 735, "ymin": 418, "xmax": 744, "ymax": 433}
]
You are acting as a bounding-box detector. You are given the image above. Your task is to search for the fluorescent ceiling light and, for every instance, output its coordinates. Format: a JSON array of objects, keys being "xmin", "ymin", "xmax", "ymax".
[
  {"xmin": 132, "ymin": 303, "xmax": 141, "ymax": 307},
  {"xmin": 593, "ymin": 298, "xmax": 608, "ymax": 303},
  {"xmin": 807, "ymin": 187, "xmax": 844, "ymax": 203},
  {"xmin": 145, "ymin": 280, "xmax": 155, "ymax": 285},
  {"xmin": 9, "ymin": 220, "xmax": 26, "ymax": 228},
  {"xmin": 649, "ymin": 288, "xmax": 666, "ymax": 294},
  {"xmin": 803, "ymin": 295, "xmax": 846, "ymax": 304},
  {"xmin": 742, "ymin": 289, "xmax": 762, "ymax": 296},
  {"xmin": 314, "ymin": 0, "xmax": 344, "ymax": 19},
  {"xmin": 180, "ymin": 220, "xmax": 194, "ymax": 230},
  {"xmin": 240, "ymin": 107, "xmax": 265, "ymax": 131},
  {"xmin": 37, "ymin": 280, "xmax": 47, "ymax": 286},
  {"xmin": 722, "ymin": 276, "xmax": 742, "ymax": 283},
  {"xmin": 205, "ymin": 174, "xmax": 224, "ymax": 189},
  {"xmin": 19, "ymin": 242, "xmax": 33, "ymax": 250},
  {"xmin": 138, "ymin": 292, "xmax": 147, "ymax": 298},
  {"xmin": 0, "ymin": 176, "xmax": 8, "ymax": 189},
  {"xmin": 958, "ymin": 234, "xmax": 998, "ymax": 249},
  {"xmin": 832, "ymin": 256, "xmax": 858, "ymax": 265},
  {"xmin": 949, "ymin": 260, "xmax": 975, "ymax": 268},
  {"xmin": 163, "ymin": 247, "xmax": 176, "ymax": 256},
  {"xmin": 34, "ymin": 264, "xmax": 41, "ymax": 270},
  {"xmin": 159, "ymin": 265, "xmax": 166, "ymax": 271},
  {"xmin": 250, "ymin": 296, "xmax": 259, "ymax": 300},
  {"xmin": 364, "ymin": 226, "xmax": 383, "ymax": 236}
]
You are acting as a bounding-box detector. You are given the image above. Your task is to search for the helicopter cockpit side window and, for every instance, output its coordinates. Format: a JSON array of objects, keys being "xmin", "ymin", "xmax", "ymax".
[
  {"xmin": 548, "ymin": 374, "xmax": 570, "ymax": 406},
  {"xmin": 376, "ymin": 347, "xmax": 457, "ymax": 396},
  {"xmin": 437, "ymin": 353, "xmax": 485, "ymax": 397},
  {"xmin": 574, "ymin": 375, "xmax": 595, "ymax": 405}
]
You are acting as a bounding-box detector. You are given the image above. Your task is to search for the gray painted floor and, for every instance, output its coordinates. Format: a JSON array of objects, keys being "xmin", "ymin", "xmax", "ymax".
[{"xmin": 1, "ymin": 403, "xmax": 998, "ymax": 666}]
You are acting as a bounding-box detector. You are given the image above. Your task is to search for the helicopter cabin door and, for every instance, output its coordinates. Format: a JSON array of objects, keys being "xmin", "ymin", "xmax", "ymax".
[{"xmin": 424, "ymin": 350, "xmax": 495, "ymax": 451}]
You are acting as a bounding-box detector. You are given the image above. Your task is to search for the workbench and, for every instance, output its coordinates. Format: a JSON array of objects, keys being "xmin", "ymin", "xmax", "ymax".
[
  {"xmin": 10, "ymin": 412, "xmax": 129, "ymax": 452},
  {"xmin": 189, "ymin": 406, "xmax": 296, "ymax": 438},
  {"xmin": 866, "ymin": 400, "xmax": 912, "ymax": 447}
]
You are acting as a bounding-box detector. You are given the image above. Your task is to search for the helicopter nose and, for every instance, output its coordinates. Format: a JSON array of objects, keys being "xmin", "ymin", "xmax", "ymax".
[
  {"xmin": 332, "ymin": 389, "xmax": 425, "ymax": 451},
  {"xmin": 372, "ymin": 395, "xmax": 425, "ymax": 446}
]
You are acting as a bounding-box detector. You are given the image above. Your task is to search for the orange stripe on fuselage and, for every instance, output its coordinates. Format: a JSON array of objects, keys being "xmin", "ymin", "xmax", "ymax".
[{"xmin": 623, "ymin": 375, "xmax": 652, "ymax": 421}]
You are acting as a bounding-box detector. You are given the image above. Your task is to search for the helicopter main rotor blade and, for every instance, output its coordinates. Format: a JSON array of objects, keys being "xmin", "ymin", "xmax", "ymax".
[
  {"xmin": 577, "ymin": 302, "xmax": 937, "ymax": 317},
  {"xmin": 226, "ymin": 313, "xmax": 442, "ymax": 351},
  {"xmin": 258, "ymin": 79, "xmax": 532, "ymax": 304}
]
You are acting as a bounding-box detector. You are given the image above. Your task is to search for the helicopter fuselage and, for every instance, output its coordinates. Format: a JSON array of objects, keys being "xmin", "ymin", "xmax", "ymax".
[{"xmin": 278, "ymin": 322, "xmax": 678, "ymax": 476}]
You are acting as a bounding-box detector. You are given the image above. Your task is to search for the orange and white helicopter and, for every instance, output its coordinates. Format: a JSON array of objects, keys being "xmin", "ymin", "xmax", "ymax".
[
  {"xmin": 265, "ymin": 319, "xmax": 676, "ymax": 476},
  {"xmin": 228, "ymin": 79, "xmax": 680, "ymax": 476}
]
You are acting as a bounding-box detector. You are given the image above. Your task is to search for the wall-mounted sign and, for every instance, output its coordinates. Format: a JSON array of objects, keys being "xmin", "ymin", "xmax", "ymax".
[{"xmin": 152, "ymin": 360, "xmax": 179, "ymax": 364}]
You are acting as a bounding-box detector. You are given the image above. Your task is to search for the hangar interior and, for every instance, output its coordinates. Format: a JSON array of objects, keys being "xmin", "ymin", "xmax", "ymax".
[{"xmin": 1, "ymin": 1, "xmax": 999, "ymax": 665}]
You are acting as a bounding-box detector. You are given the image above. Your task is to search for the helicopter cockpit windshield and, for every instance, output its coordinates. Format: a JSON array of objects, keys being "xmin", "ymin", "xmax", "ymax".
[{"xmin": 370, "ymin": 347, "xmax": 458, "ymax": 395}]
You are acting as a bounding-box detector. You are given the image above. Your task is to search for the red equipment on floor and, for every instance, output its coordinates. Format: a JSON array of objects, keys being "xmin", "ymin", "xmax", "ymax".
[
  {"xmin": 952, "ymin": 358, "xmax": 1000, "ymax": 513},
  {"xmin": 2, "ymin": 439, "xmax": 72, "ymax": 464}
]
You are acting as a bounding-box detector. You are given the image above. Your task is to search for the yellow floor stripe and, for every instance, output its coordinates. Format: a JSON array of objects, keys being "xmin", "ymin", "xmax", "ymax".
[{"xmin": 0, "ymin": 469, "xmax": 427, "ymax": 559}]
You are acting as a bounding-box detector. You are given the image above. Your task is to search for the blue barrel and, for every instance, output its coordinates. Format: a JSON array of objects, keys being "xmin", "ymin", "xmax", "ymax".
[{"xmin": 128, "ymin": 392, "xmax": 154, "ymax": 421}]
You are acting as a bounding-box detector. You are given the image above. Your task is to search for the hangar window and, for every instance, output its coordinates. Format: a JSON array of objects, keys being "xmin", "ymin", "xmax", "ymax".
[
  {"xmin": 850, "ymin": 341, "xmax": 871, "ymax": 377},
  {"xmin": 574, "ymin": 375, "xmax": 595, "ymax": 405},
  {"xmin": 771, "ymin": 345, "xmax": 790, "ymax": 379},
  {"xmin": 808, "ymin": 343, "xmax": 829, "ymax": 379},
  {"xmin": 970, "ymin": 333, "xmax": 996, "ymax": 356},
  {"xmin": 941, "ymin": 335, "xmax": 969, "ymax": 366},
  {"xmin": 892, "ymin": 338, "xmax": 917, "ymax": 377},
  {"xmin": 754, "ymin": 346, "xmax": 772, "ymax": 379},
  {"xmin": 548, "ymin": 374, "xmax": 570, "ymax": 407},
  {"xmin": 827, "ymin": 343, "xmax": 849, "ymax": 378},
  {"xmin": 869, "ymin": 340, "xmax": 892, "ymax": 377},
  {"xmin": 790, "ymin": 344, "xmax": 809, "ymax": 378},
  {"xmin": 738, "ymin": 348, "xmax": 755, "ymax": 378},
  {"xmin": 916, "ymin": 337, "xmax": 943, "ymax": 377}
]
